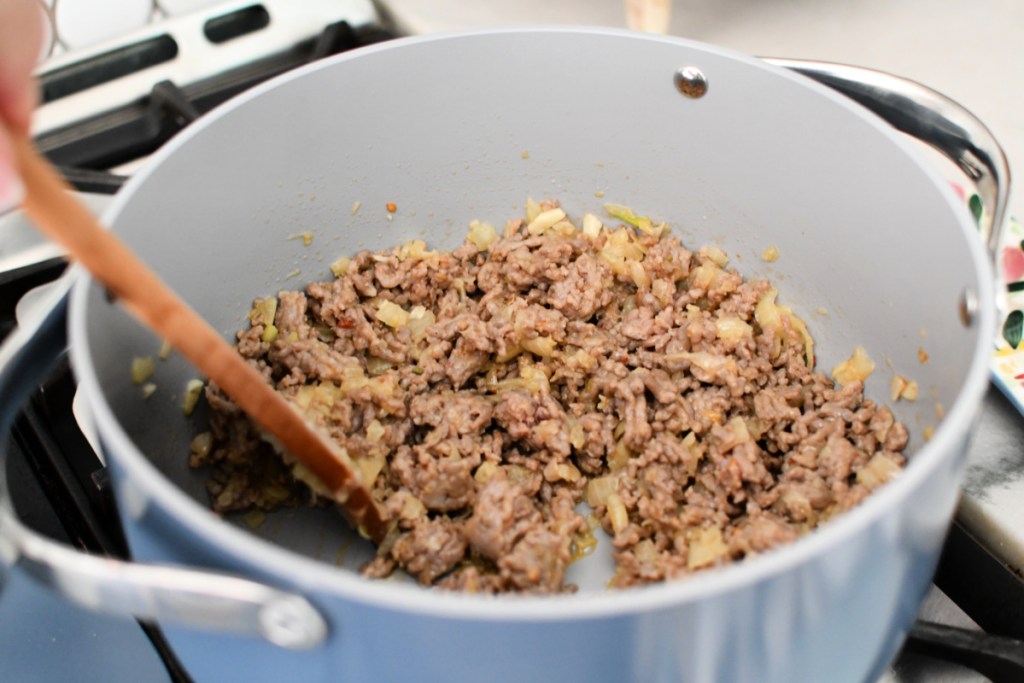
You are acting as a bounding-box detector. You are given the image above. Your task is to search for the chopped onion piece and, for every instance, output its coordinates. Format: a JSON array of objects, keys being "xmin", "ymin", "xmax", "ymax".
[
  {"xmin": 467, "ymin": 220, "xmax": 498, "ymax": 249},
  {"xmin": 715, "ymin": 316, "xmax": 753, "ymax": 344},
  {"xmin": 190, "ymin": 431, "xmax": 213, "ymax": 458},
  {"xmin": 582, "ymin": 213, "xmax": 603, "ymax": 238},
  {"xmin": 330, "ymin": 256, "xmax": 352, "ymax": 278},
  {"xmin": 358, "ymin": 453, "xmax": 386, "ymax": 487},
  {"xmin": 689, "ymin": 262, "xmax": 720, "ymax": 290},
  {"xmin": 261, "ymin": 324, "xmax": 279, "ymax": 344},
  {"xmin": 568, "ymin": 419, "xmax": 586, "ymax": 450},
  {"xmin": 375, "ymin": 300, "xmax": 410, "ymax": 328},
  {"xmin": 571, "ymin": 525, "xmax": 598, "ymax": 561},
  {"xmin": 586, "ymin": 475, "xmax": 618, "ymax": 508},
  {"xmin": 664, "ymin": 351, "xmax": 735, "ymax": 377},
  {"xmin": 397, "ymin": 239, "xmax": 438, "ymax": 262},
  {"xmin": 833, "ymin": 346, "xmax": 875, "ymax": 387},
  {"xmin": 754, "ymin": 288, "xmax": 814, "ymax": 367},
  {"xmin": 131, "ymin": 356, "xmax": 155, "ymax": 384},
  {"xmin": 544, "ymin": 460, "xmax": 582, "ymax": 483},
  {"xmin": 704, "ymin": 245, "xmax": 729, "ymax": 267},
  {"xmin": 608, "ymin": 438, "xmax": 630, "ymax": 471},
  {"xmin": 549, "ymin": 219, "xmax": 577, "ymax": 237},
  {"xmin": 856, "ymin": 453, "xmax": 902, "ymax": 487},
  {"xmin": 474, "ymin": 461, "xmax": 499, "ymax": 483},
  {"xmin": 606, "ymin": 493, "xmax": 629, "ymax": 535},
  {"xmin": 406, "ymin": 305, "xmax": 435, "ymax": 341},
  {"xmin": 604, "ymin": 203, "xmax": 652, "ymax": 234},
  {"xmin": 248, "ymin": 297, "xmax": 278, "ymax": 328},
  {"xmin": 399, "ymin": 493, "xmax": 427, "ymax": 521},
  {"xmin": 525, "ymin": 197, "xmax": 542, "ymax": 223},
  {"xmin": 526, "ymin": 208, "xmax": 567, "ymax": 236},
  {"xmin": 687, "ymin": 527, "xmax": 729, "ymax": 570},
  {"xmin": 365, "ymin": 356, "xmax": 394, "ymax": 376},
  {"xmin": 890, "ymin": 374, "xmax": 919, "ymax": 401},
  {"xmin": 291, "ymin": 461, "xmax": 333, "ymax": 498},
  {"xmin": 599, "ymin": 227, "xmax": 645, "ymax": 275},
  {"xmin": 522, "ymin": 335, "xmax": 556, "ymax": 358},
  {"xmin": 628, "ymin": 260, "xmax": 650, "ymax": 289},
  {"xmin": 365, "ymin": 419, "xmax": 386, "ymax": 443},
  {"xmin": 727, "ymin": 416, "xmax": 751, "ymax": 443},
  {"xmin": 182, "ymin": 378, "xmax": 205, "ymax": 416},
  {"xmin": 244, "ymin": 511, "xmax": 265, "ymax": 529},
  {"xmin": 289, "ymin": 231, "xmax": 314, "ymax": 247}
]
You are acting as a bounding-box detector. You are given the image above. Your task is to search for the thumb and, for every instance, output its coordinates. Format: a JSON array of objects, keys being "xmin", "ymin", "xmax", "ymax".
[
  {"xmin": 0, "ymin": 129, "xmax": 26, "ymax": 213},
  {"xmin": 0, "ymin": 0, "xmax": 46, "ymax": 212},
  {"xmin": 0, "ymin": 0, "xmax": 44, "ymax": 135}
]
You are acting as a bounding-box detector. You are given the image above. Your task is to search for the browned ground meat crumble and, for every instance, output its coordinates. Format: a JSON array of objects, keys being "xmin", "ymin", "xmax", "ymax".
[{"xmin": 190, "ymin": 199, "xmax": 908, "ymax": 594}]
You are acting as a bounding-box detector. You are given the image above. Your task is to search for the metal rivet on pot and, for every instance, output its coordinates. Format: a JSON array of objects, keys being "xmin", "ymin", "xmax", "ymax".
[
  {"xmin": 674, "ymin": 66, "xmax": 708, "ymax": 98},
  {"xmin": 259, "ymin": 595, "xmax": 329, "ymax": 650},
  {"xmin": 959, "ymin": 288, "xmax": 978, "ymax": 327}
]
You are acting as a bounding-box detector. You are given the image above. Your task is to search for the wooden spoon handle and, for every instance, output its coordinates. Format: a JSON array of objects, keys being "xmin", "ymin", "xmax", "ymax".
[
  {"xmin": 12, "ymin": 133, "xmax": 385, "ymax": 543},
  {"xmin": 625, "ymin": 0, "xmax": 672, "ymax": 33}
]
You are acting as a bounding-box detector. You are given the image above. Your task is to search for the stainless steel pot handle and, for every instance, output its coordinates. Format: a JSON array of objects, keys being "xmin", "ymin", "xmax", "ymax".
[
  {"xmin": 766, "ymin": 58, "xmax": 1010, "ymax": 255},
  {"xmin": 0, "ymin": 271, "xmax": 328, "ymax": 650},
  {"xmin": 765, "ymin": 58, "xmax": 1011, "ymax": 321}
]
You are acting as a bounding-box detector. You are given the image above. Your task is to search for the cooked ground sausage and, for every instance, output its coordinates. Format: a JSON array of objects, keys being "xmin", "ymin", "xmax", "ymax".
[{"xmin": 191, "ymin": 200, "xmax": 908, "ymax": 593}]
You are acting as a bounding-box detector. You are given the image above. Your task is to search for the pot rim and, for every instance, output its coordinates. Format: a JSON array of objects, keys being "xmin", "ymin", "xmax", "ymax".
[{"xmin": 68, "ymin": 26, "xmax": 996, "ymax": 622}]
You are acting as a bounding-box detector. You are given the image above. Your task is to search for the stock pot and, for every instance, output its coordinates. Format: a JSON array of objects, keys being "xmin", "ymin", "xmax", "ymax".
[{"xmin": 0, "ymin": 28, "xmax": 1008, "ymax": 682}]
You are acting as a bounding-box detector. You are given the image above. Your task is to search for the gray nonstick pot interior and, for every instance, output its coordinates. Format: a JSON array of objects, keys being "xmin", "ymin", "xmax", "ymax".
[{"xmin": 73, "ymin": 29, "xmax": 987, "ymax": 588}]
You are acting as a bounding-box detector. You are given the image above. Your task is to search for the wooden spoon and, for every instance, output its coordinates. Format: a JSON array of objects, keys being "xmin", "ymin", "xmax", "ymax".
[
  {"xmin": 625, "ymin": 0, "xmax": 672, "ymax": 33},
  {"xmin": 11, "ymin": 133, "xmax": 387, "ymax": 544}
]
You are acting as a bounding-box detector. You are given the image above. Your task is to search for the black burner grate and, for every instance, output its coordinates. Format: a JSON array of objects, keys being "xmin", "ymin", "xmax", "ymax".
[{"xmin": 36, "ymin": 19, "xmax": 393, "ymax": 187}]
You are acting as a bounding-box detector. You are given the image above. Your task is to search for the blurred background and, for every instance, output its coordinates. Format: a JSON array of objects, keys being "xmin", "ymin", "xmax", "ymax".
[{"xmin": 33, "ymin": 0, "xmax": 1024, "ymax": 218}]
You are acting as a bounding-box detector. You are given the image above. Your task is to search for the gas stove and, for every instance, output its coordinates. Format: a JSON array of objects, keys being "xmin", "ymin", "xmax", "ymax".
[
  {"xmin": 1, "ymin": 3, "xmax": 389, "ymax": 681},
  {"xmin": 2, "ymin": 2, "xmax": 1023, "ymax": 681}
]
